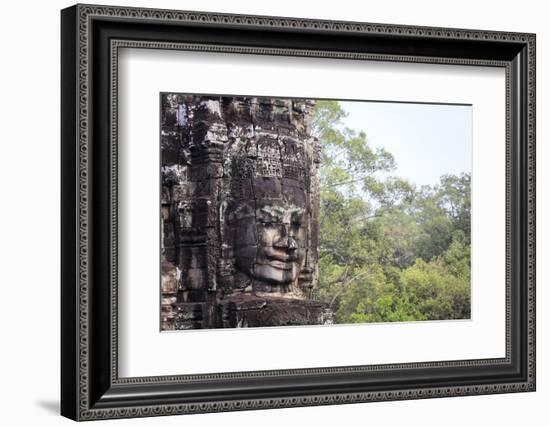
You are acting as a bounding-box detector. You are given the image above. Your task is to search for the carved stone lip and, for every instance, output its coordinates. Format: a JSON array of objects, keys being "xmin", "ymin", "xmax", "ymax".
[
  {"xmin": 266, "ymin": 251, "xmax": 298, "ymax": 261},
  {"xmin": 264, "ymin": 250, "xmax": 298, "ymax": 262},
  {"xmin": 263, "ymin": 259, "xmax": 296, "ymax": 270}
]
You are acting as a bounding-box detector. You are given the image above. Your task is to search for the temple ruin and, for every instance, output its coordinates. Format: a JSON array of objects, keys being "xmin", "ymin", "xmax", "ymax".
[{"xmin": 160, "ymin": 94, "xmax": 333, "ymax": 330}]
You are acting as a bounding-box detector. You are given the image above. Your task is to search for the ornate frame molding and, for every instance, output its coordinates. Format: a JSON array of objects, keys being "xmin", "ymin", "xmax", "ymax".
[{"xmin": 61, "ymin": 4, "xmax": 535, "ymax": 421}]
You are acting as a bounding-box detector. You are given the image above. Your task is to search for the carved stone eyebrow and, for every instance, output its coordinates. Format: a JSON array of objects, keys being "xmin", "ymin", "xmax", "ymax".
[
  {"xmin": 258, "ymin": 205, "xmax": 305, "ymax": 223},
  {"xmin": 258, "ymin": 205, "xmax": 285, "ymax": 221}
]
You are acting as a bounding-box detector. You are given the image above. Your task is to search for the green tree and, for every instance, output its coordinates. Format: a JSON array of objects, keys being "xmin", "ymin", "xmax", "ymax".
[
  {"xmin": 313, "ymin": 100, "xmax": 471, "ymax": 324},
  {"xmin": 314, "ymin": 100, "xmax": 396, "ymax": 313}
]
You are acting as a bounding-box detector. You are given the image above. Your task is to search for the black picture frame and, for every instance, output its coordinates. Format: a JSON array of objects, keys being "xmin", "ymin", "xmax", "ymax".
[{"xmin": 61, "ymin": 3, "xmax": 536, "ymax": 421}]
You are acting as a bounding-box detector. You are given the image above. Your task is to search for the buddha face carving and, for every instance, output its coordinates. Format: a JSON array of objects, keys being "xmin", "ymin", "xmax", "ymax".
[
  {"xmin": 219, "ymin": 109, "xmax": 317, "ymax": 295},
  {"xmin": 240, "ymin": 203, "xmax": 306, "ymax": 284},
  {"xmin": 233, "ymin": 202, "xmax": 307, "ymax": 285}
]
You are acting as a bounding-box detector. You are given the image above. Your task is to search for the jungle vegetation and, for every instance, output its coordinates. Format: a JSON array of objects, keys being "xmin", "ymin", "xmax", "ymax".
[{"xmin": 313, "ymin": 100, "xmax": 471, "ymax": 323}]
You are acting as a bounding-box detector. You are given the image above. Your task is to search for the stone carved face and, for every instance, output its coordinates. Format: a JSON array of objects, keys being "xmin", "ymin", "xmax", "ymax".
[
  {"xmin": 231, "ymin": 201, "xmax": 308, "ymax": 286},
  {"xmin": 222, "ymin": 129, "xmax": 315, "ymax": 294}
]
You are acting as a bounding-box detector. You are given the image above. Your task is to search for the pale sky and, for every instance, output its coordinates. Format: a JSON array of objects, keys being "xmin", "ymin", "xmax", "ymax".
[{"xmin": 339, "ymin": 101, "xmax": 472, "ymax": 187}]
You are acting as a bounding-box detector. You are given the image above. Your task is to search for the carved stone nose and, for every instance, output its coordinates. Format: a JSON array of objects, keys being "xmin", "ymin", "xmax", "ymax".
[
  {"xmin": 287, "ymin": 238, "xmax": 298, "ymax": 251},
  {"xmin": 274, "ymin": 235, "xmax": 297, "ymax": 250}
]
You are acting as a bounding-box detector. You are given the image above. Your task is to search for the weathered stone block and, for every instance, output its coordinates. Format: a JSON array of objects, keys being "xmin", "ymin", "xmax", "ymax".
[{"xmin": 218, "ymin": 295, "xmax": 333, "ymax": 328}]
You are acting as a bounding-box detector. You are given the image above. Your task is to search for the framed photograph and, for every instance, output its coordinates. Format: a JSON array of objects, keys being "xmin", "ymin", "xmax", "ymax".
[{"xmin": 61, "ymin": 4, "xmax": 536, "ymax": 421}]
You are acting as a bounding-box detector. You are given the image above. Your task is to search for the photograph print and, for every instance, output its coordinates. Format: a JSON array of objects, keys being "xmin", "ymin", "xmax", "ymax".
[{"xmin": 160, "ymin": 94, "xmax": 472, "ymax": 331}]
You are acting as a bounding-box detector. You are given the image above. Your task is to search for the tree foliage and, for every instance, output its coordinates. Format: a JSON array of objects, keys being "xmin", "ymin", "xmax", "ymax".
[{"xmin": 313, "ymin": 100, "xmax": 471, "ymax": 323}]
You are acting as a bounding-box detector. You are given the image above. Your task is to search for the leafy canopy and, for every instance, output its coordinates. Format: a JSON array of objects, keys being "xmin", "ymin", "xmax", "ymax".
[{"xmin": 313, "ymin": 100, "xmax": 471, "ymax": 323}]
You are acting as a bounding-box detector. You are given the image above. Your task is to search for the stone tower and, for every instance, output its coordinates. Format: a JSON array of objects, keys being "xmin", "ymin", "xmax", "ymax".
[{"xmin": 160, "ymin": 94, "xmax": 333, "ymax": 330}]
